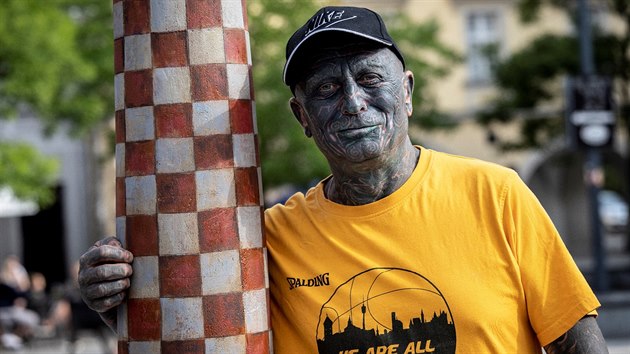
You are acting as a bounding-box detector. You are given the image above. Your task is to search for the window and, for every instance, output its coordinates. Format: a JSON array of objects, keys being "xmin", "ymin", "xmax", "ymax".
[{"xmin": 465, "ymin": 10, "xmax": 502, "ymax": 84}]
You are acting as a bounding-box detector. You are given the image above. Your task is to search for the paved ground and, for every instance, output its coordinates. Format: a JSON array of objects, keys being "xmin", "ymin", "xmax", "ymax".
[{"xmin": 1, "ymin": 331, "xmax": 116, "ymax": 354}]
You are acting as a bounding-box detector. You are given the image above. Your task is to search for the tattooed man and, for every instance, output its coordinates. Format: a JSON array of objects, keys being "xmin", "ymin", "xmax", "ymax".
[{"xmin": 78, "ymin": 6, "xmax": 607, "ymax": 353}]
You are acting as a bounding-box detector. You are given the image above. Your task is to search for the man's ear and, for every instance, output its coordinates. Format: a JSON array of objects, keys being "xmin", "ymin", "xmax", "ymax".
[
  {"xmin": 403, "ymin": 70, "xmax": 415, "ymax": 117},
  {"xmin": 289, "ymin": 97, "xmax": 312, "ymax": 137}
]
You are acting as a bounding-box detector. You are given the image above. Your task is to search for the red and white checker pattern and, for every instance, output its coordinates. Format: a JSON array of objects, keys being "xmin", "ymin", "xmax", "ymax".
[{"xmin": 113, "ymin": 0, "xmax": 270, "ymax": 353}]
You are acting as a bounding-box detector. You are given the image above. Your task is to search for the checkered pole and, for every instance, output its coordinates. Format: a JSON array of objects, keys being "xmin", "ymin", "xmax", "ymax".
[{"xmin": 113, "ymin": 0, "xmax": 270, "ymax": 353}]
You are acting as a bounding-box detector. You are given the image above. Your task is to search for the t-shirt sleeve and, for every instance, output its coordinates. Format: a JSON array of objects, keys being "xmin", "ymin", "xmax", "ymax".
[{"xmin": 501, "ymin": 172, "xmax": 600, "ymax": 346}]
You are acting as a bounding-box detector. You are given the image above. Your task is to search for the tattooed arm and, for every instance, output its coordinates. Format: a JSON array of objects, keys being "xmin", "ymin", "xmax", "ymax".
[{"xmin": 543, "ymin": 316, "xmax": 608, "ymax": 354}]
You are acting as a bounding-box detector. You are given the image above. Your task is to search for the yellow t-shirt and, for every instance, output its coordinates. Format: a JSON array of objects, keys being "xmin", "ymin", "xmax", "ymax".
[{"xmin": 264, "ymin": 147, "xmax": 599, "ymax": 354}]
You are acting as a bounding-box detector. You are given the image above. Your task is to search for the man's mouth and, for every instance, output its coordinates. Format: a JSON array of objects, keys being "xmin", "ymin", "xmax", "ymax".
[{"xmin": 337, "ymin": 125, "xmax": 379, "ymax": 138}]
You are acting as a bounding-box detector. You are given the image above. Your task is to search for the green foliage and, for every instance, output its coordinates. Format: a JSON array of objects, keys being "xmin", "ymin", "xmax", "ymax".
[
  {"xmin": 0, "ymin": 0, "xmax": 112, "ymax": 206},
  {"xmin": 249, "ymin": 0, "xmax": 331, "ymax": 189},
  {"xmin": 517, "ymin": 0, "xmax": 569, "ymax": 23},
  {"xmin": 0, "ymin": 143, "xmax": 59, "ymax": 207},
  {"xmin": 387, "ymin": 16, "xmax": 462, "ymax": 131},
  {"xmin": 249, "ymin": 0, "xmax": 460, "ymax": 188},
  {"xmin": 477, "ymin": 34, "xmax": 579, "ymax": 141},
  {"xmin": 0, "ymin": 0, "xmax": 113, "ymax": 133},
  {"xmin": 478, "ymin": 0, "xmax": 630, "ymax": 150}
]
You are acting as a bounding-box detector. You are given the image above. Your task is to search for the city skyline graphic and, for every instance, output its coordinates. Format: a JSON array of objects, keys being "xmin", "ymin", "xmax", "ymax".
[{"xmin": 316, "ymin": 268, "xmax": 456, "ymax": 354}]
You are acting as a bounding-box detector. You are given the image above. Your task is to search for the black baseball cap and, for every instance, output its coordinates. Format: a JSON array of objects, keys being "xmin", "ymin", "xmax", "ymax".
[{"xmin": 283, "ymin": 6, "xmax": 405, "ymax": 87}]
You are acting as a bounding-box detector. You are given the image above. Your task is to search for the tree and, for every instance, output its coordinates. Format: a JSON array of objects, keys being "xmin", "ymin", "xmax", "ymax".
[
  {"xmin": 477, "ymin": 0, "xmax": 629, "ymax": 151},
  {"xmin": 0, "ymin": 0, "xmax": 113, "ymax": 131},
  {"xmin": 0, "ymin": 0, "xmax": 113, "ymax": 206},
  {"xmin": 249, "ymin": 0, "xmax": 460, "ymax": 190},
  {"xmin": 0, "ymin": 143, "xmax": 59, "ymax": 207},
  {"xmin": 249, "ymin": 0, "xmax": 331, "ymax": 190}
]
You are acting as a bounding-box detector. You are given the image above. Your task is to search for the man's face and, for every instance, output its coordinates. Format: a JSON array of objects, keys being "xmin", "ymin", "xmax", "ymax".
[{"xmin": 291, "ymin": 45, "xmax": 413, "ymax": 166}]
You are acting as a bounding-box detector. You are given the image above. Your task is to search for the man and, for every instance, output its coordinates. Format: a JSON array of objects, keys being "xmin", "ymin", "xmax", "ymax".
[{"xmin": 79, "ymin": 6, "xmax": 607, "ymax": 353}]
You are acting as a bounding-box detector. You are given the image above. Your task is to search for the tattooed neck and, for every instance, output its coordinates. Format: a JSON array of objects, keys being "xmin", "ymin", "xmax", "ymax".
[{"xmin": 325, "ymin": 143, "xmax": 420, "ymax": 206}]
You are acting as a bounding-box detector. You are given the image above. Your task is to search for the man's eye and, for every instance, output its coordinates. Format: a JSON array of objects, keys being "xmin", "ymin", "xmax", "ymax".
[
  {"xmin": 318, "ymin": 83, "xmax": 337, "ymax": 94},
  {"xmin": 359, "ymin": 74, "xmax": 380, "ymax": 85}
]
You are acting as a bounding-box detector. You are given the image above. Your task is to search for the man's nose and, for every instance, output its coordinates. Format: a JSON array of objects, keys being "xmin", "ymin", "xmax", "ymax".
[{"xmin": 342, "ymin": 80, "xmax": 367, "ymax": 115}]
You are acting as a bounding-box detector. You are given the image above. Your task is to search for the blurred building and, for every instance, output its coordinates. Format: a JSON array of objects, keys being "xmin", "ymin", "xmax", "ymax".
[{"xmin": 0, "ymin": 116, "xmax": 115, "ymax": 288}]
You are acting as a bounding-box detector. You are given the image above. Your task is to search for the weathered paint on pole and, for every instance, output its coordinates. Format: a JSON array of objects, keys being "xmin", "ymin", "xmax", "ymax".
[{"xmin": 112, "ymin": 0, "xmax": 270, "ymax": 352}]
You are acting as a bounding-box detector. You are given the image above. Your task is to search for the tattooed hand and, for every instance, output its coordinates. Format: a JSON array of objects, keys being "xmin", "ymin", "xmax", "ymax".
[
  {"xmin": 543, "ymin": 316, "xmax": 608, "ymax": 354},
  {"xmin": 78, "ymin": 236, "xmax": 134, "ymax": 333}
]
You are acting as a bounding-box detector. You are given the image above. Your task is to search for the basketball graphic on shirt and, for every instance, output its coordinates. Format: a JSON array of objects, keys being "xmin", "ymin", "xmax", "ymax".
[{"xmin": 316, "ymin": 267, "xmax": 456, "ymax": 354}]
